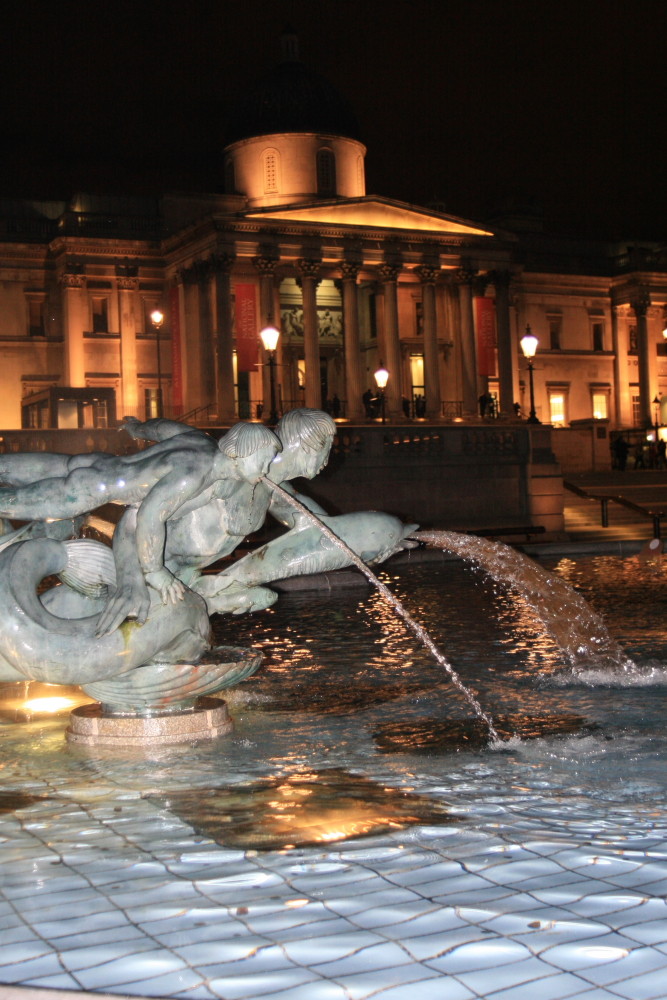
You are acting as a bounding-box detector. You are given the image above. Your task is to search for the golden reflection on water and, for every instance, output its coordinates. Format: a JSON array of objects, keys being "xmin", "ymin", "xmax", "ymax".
[{"xmin": 145, "ymin": 767, "xmax": 453, "ymax": 850}]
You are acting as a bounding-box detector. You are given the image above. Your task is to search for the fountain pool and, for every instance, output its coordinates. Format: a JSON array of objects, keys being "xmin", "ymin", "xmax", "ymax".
[{"xmin": 2, "ymin": 550, "xmax": 667, "ymax": 1000}]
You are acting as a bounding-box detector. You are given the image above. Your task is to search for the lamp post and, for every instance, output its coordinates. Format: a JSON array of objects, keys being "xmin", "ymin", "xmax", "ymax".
[
  {"xmin": 260, "ymin": 324, "xmax": 280, "ymax": 425},
  {"xmin": 520, "ymin": 325, "xmax": 540, "ymax": 424},
  {"xmin": 374, "ymin": 362, "xmax": 389, "ymax": 424},
  {"xmin": 653, "ymin": 395, "xmax": 661, "ymax": 442},
  {"xmin": 150, "ymin": 309, "xmax": 164, "ymax": 418}
]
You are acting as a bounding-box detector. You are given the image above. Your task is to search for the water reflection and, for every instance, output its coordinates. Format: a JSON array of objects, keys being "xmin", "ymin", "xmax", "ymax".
[{"xmin": 145, "ymin": 767, "xmax": 454, "ymax": 850}]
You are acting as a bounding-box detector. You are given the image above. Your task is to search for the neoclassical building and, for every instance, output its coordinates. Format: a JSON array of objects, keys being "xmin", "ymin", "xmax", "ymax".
[{"xmin": 1, "ymin": 34, "xmax": 667, "ymax": 437}]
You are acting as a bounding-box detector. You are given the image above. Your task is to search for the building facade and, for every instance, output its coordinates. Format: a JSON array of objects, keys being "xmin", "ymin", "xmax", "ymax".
[{"xmin": 1, "ymin": 41, "xmax": 666, "ymax": 436}]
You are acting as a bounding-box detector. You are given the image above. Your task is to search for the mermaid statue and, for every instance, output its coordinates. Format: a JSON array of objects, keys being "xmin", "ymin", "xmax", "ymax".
[{"xmin": 0, "ymin": 410, "xmax": 415, "ymax": 714}]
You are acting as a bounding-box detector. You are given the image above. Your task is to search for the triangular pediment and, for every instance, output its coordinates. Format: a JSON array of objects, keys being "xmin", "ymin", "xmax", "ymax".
[{"xmin": 243, "ymin": 196, "xmax": 493, "ymax": 237}]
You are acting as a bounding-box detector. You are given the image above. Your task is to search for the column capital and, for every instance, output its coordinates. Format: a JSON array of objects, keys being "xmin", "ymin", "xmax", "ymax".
[
  {"xmin": 192, "ymin": 258, "xmax": 213, "ymax": 283},
  {"xmin": 340, "ymin": 260, "xmax": 360, "ymax": 282},
  {"xmin": 210, "ymin": 252, "xmax": 236, "ymax": 274},
  {"xmin": 116, "ymin": 276, "xmax": 139, "ymax": 291},
  {"xmin": 414, "ymin": 264, "xmax": 439, "ymax": 286},
  {"xmin": 60, "ymin": 272, "xmax": 86, "ymax": 289},
  {"xmin": 453, "ymin": 268, "xmax": 477, "ymax": 286},
  {"xmin": 296, "ymin": 258, "xmax": 321, "ymax": 280},
  {"xmin": 632, "ymin": 291, "xmax": 651, "ymax": 317},
  {"xmin": 252, "ymin": 255, "xmax": 279, "ymax": 277},
  {"xmin": 377, "ymin": 262, "xmax": 400, "ymax": 283}
]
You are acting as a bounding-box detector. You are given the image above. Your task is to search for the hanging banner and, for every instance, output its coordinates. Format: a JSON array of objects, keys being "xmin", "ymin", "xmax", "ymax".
[
  {"xmin": 235, "ymin": 283, "xmax": 259, "ymax": 373},
  {"xmin": 169, "ymin": 284, "xmax": 183, "ymax": 416},
  {"xmin": 475, "ymin": 296, "xmax": 497, "ymax": 377}
]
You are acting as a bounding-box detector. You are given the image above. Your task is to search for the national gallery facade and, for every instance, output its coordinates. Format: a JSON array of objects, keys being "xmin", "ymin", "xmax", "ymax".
[{"xmin": 2, "ymin": 36, "xmax": 667, "ymax": 435}]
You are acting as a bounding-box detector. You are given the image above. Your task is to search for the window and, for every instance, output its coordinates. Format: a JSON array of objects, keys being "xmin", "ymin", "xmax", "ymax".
[
  {"xmin": 548, "ymin": 390, "xmax": 568, "ymax": 426},
  {"xmin": 632, "ymin": 392, "xmax": 641, "ymax": 426},
  {"xmin": 27, "ymin": 298, "xmax": 46, "ymax": 337},
  {"xmin": 592, "ymin": 321, "xmax": 605, "ymax": 351},
  {"xmin": 145, "ymin": 387, "xmax": 161, "ymax": 419},
  {"xmin": 91, "ymin": 297, "xmax": 109, "ymax": 333},
  {"xmin": 262, "ymin": 149, "xmax": 279, "ymax": 193},
  {"xmin": 592, "ymin": 390, "xmax": 609, "ymax": 420},
  {"xmin": 316, "ymin": 148, "xmax": 336, "ymax": 196},
  {"xmin": 547, "ymin": 314, "xmax": 561, "ymax": 350}
]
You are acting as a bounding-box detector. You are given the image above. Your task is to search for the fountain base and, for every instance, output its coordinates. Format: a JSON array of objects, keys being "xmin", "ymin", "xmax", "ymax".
[{"xmin": 65, "ymin": 696, "xmax": 232, "ymax": 746}]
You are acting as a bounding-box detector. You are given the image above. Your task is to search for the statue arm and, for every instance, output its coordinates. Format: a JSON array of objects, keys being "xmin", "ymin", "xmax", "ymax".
[
  {"xmin": 268, "ymin": 482, "xmax": 329, "ymax": 528},
  {"xmin": 134, "ymin": 466, "xmax": 208, "ymax": 603},
  {"xmin": 95, "ymin": 508, "xmax": 151, "ymax": 636}
]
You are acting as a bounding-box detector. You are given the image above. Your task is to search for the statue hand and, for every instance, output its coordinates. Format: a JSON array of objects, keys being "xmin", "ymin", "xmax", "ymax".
[
  {"xmin": 145, "ymin": 567, "xmax": 186, "ymax": 605},
  {"xmin": 96, "ymin": 578, "xmax": 152, "ymax": 637}
]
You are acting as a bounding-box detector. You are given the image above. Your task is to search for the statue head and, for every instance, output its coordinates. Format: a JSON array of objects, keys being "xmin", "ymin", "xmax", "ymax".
[
  {"xmin": 270, "ymin": 409, "xmax": 336, "ymax": 482},
  {"xmin": 218, "ymin": 423, "xmax": 281, "ymax": 483}
]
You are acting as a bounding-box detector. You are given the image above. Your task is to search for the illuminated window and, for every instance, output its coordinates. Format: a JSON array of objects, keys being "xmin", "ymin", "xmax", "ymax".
[
  {"xmin": 262, "ymin": 149, "xmax": 279, "ymax": 193},
  {"xmin": 316, "ymin": 149, "xmax": 336, "ymax": 196},
  {"xmin": 297, "ymin": 360, "xmax": 306, "ymax": 389},
  {"xmin": 632, "ymin": 392, "xmax": 641, "ymax": 426},
  {"xmin": 592, "ymin": 391, "xmax": 609, "ymax": 420},
  {"xmin": 548, "ymin": 390, "xmax": 567, "ymax": 426},
  {"xmin": 410, "ymin": 354, "xmax": 424, "ymax": 395},
  {"xmin": 145, "ymin": 387, "xmax": 160, "ymax": 419}
]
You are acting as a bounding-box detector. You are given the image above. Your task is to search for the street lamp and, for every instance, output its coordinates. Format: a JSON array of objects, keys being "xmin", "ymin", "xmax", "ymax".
[
  {"xmin": 653, "ymin": 395, "xmax": 661, "ymax": 442},
  {"xmin": 520, "ymin": 325, "xmax": 540, "ymax": 424},
  {"xmin": 150, "ymin": 309, "xmax": 164, "ymax": 418},
  {"xmin": 260, "ymin": 324, "xmax": 280, "ymax": 425},
  {"xmin": 374, "ymin": 362, "xmax": 389, "ymax": 424}
]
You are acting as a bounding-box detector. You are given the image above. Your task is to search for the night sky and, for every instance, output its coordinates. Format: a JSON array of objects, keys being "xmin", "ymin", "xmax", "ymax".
[{"xmin": 1, "ymin": 0, "xmax": 666, "ymax": 240}]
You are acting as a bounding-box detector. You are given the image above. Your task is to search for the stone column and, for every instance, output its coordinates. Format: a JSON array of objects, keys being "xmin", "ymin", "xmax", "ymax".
[
  {"xmin": 297, "ymin": 259, "xmax": 322, "ymax": 410},
  {"xmin": 61, "ymin": 270, "xmax": 87, "ymax": 387},
  {"xmin": 211, "ymin": 252, "xmax": 237, "ymax": 423},
  {"xmin": 253, "ymin": 255, "xmax": 280, "ymax": 416},
  {"xmin": 492, "ymin": 270, "xmax": 515, "ymax": 417},
  {"xmin": 634, "ymin": 292, "xmax": 653, "ymax": 427},
  {"xmin": 178, "ymin": 267, "xmax": 200, "ymax": 414},
  {"xmin": 455, "ymin": 269, "xmax": 478, "ymax": 418},
  {"xmin": 193, "ymin": 259, "xmax": 216, "ymax": 413},
  {"xmin": 340, "ymin": 261, "xmax": 364, "ymax": 420},
  {"xmin": 377, "ymin": 263, "xmax": 403, "ymax": 419},
  {"xmin": 415, "ymin": 265, "xmax": 441, "ymax": 420},
  {"xmin": 612, "ymin": 304, "xmax": 632, "ymax": 427},
  {"xmin": 117, "ymin": 275, "xmax": 139, "ymax": 417}
]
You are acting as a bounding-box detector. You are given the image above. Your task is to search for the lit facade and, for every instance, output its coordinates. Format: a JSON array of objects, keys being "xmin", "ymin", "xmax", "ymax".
[{"xmin": 1, "ymin": 44, "xmax": 666, "ymax": 434}]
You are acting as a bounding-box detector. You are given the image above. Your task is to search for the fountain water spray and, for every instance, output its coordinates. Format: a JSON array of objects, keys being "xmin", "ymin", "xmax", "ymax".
[{"xmin": 264, "ymin": 479, "xmax": 500, "ymax": 743}]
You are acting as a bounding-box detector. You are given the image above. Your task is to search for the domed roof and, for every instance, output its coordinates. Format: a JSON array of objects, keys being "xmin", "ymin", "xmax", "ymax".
[{"xmin": 225, "ymin": 34, "xmax": 362, "ymax": 146}]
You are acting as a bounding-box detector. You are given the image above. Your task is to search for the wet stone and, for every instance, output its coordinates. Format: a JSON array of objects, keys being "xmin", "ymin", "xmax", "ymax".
[
  {"xmin": 373, "ymin": 713, "xmax": 590, "ymax": 753},
  {"xmin": 144, "ymin": 767, "xmax": 454, "ymax": 851}
]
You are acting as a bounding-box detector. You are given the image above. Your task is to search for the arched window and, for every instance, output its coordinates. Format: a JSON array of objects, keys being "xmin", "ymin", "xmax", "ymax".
[
  {"xmin": 316, "ymin": 148, "xmax": 336, "ymax": 196},
  {"xmin": 262, "ymin": 148, "xmax": 279, "ymax": 194}
]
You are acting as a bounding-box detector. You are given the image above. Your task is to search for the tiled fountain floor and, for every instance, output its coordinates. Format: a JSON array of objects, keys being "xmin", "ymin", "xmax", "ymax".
[
  {"xmin": 2, "ymin": 716, "xmax": 667, "ymax": 1000},
  {"xmin": 3, "ymin": 549, "xmax": 667, "ymax": 1000}
]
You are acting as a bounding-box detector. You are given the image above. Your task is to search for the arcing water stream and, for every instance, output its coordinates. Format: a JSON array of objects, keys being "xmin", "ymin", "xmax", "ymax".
[
  {"xmin": 265, "ymin": 481, "xmax": 500, "ymax": 742},
  {"xmin": 414, "ymin": 530, "xmax": 636, "ymax": 675}
]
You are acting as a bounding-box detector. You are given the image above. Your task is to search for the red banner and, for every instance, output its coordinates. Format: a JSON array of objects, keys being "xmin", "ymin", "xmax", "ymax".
[
  {"xmin": 475, "ymin": 296, "xmax": 497, "ymax": 377},
  {"xmin": 235, "ymin": 283, "xmax": 259, "ymax": 373},
  {"xmin": 169, "ymin": 284, "xmax": 183, "ymax": 416}
]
